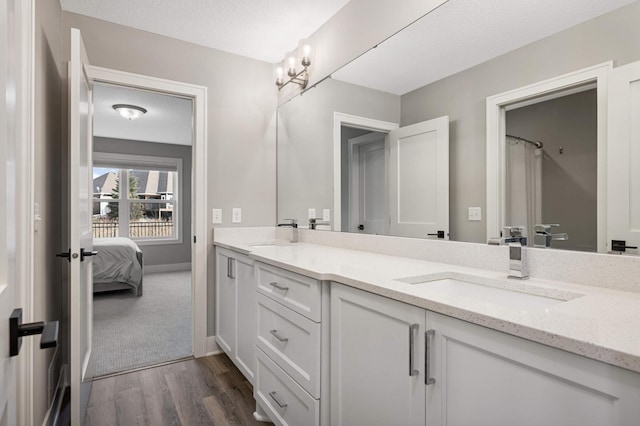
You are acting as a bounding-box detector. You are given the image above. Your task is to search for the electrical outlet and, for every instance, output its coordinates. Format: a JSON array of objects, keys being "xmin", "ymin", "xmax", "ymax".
[
  {"xmin": 232, "ymin": 208, "xmax": 242, "ymax": 223},
  {"xmin": 468, "ymin": 207, "xmax": 482, "ymax": 221},
  {"xmin": 323, "ymin": 209, "xmax": 331, "ymax": 221},
  {"xmin": 308, "ymin": 208, "xmax": 316, "ymax": 219},
  {"xmin": 212, "ymin": 209, "xmax": 222, "ymax": 224}
]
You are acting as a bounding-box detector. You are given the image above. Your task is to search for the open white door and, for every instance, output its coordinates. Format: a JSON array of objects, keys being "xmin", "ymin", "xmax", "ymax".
[
  {"xmin": 388, "ymin": 116, "xmax": 449, "ymax": 238},
  {"xmin": 348, "ymin": 132, "xmax": 387, "ymax": 234},
  {"xmin": 608, "ymin": 60, "xmax": 640, "ymax": 253},
  {"xmin": 68, "ymin": 28, "xmax": 94, "ymax": 424}
]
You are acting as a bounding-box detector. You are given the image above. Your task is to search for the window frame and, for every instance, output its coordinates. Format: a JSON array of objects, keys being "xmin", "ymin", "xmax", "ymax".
[{"xmin": 93, "ymin": 152, "xmax": 183, "ymax": 245}]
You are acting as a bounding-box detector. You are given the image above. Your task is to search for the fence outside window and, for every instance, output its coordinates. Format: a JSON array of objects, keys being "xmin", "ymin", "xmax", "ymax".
[{"xmin": 92, "ymin": 219, "xmax": 174, "ymax": 239}]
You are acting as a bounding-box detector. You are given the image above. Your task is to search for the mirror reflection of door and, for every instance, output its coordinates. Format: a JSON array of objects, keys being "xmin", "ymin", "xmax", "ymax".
[
  {"xmin": 346, "ymin": 131, "xmax": 388, "ymax": 234},
  {"xmin": 505, "ymin": 88, "xmax": 597, "ymax": 252}
]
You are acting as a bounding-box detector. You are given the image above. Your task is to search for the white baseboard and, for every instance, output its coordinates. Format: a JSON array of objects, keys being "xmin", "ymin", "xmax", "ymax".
[
  {"xmin": 145, "ymin": 262, "xmax": 191, "ymax": 274},
  {"xmin": 206, "ymin": 336, "xmax": 222, "ymax": 356}
]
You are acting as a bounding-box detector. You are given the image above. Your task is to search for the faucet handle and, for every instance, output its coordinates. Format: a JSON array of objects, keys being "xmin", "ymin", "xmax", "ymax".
[
  {"xmin": 534, "ymin": 224, "xmax": 559, "ymax": 233},
  {"xmin": 503, "ymin": 225, "xmax": 526, "ymax": 238}
]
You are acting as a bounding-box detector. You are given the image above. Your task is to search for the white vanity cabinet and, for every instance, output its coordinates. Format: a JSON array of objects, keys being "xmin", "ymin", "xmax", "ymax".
[
  {"xmin": 331, "ymin": 283, "xmax": 640, "ymax": 426},
  {"xmin": 254, "ymin": 261, "xmax": 326, "ymax": 426},
  {"xmin": 214, "ymin": 246, "xmax": 256, "ymax": 383},
  {"xmin": 330, "ymin": 283, "xmax": 426, "ymax": 426}
]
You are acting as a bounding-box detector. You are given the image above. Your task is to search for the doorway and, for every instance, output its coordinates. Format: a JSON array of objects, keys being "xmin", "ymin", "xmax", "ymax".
[
  {"xmin": 505, "ymin": 89, "xmax": 597, "ymax": 252},
  {"xmin": 486, "ymin": 62, "xmax": 611, "ymax": 252},
  {"xmin": 343, "ymin": 128, "xmax": 388, "ymax": 234},
  {"xmin": 88, "ymin": 82, "xmax": 197, "ymax": 377}
]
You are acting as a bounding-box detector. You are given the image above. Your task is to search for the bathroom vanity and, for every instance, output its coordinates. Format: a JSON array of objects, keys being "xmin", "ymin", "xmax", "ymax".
[{"xmin": 214, "ymin": 227, "xmax": 640, "ymax": 426}]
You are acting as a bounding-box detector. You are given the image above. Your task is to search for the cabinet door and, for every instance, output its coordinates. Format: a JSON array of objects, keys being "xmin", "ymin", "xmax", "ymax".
[
  {"xmin": 331, "ymin": 283, "xmax": 426, "ymax": 426},
  {"xmin": 215, "ymin": 248, "xmax": 236, "ymax": 355},
  {"xmin": 235, "ymin": 254, "xmax": 256, "ymax": 384},
  {"xmin": 426, "ymin": 311, "xmax": 640, "ymax": 426}
]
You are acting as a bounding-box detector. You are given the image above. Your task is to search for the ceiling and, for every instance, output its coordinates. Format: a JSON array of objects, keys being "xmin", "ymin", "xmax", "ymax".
[
  {"xmin": 93, "ymin": 83, "xmax": 193, "ymax": 146},
  {"xmin": 332, "ymin": 0, "xmax": 638, "ymax": 95},
  {"xmin": 59, "ymin": 0, "xmax": 350, "ymax": 63}
]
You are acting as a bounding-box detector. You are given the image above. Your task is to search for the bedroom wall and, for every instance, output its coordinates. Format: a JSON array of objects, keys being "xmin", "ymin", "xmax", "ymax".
[{"xmin": 94, "ymin": 137, "xmax": 192, "ymax": 268}]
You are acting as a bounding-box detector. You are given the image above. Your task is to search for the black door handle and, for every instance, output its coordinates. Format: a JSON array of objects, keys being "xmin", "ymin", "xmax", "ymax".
[
  {"xmin": 80, "ymin": 248, "xmax": 99, "ymax": 262},
  {"xmin": 357, "ymin": 224, "xmax": 364, "ymax": 230},
  {"xmin": 428, "ymin": 230, "xmax": 446, "ymax": 239},
  {"xmin": 611, "ymin": 240, "xmax": 638, "ymax": 252},
  {"xmin": 9, "ymin": 308, "xmax": 59, "ymax": 357},
  {"xmin": 56, "ymin": 249, "xmax": 72, "ymax": 262}
]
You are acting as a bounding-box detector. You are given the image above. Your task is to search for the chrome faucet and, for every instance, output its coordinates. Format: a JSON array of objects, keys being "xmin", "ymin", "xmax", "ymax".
[
  {"xmin": 503, "ymin": 226, "xmax": 528, "ymax": 280},
  {"xmin": 277, "ymin": 219, "xmax": 298, "ymax": 243},
  {"xmin": 533, "ymin": 224, "xmax": 568, "ymax": 248},
  {"xmin": 308, "ymin": 218, "xmax": 330, "ymax": 230}
]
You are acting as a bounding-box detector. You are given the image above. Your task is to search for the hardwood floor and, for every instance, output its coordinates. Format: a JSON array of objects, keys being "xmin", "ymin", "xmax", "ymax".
[{"xmin": 85, "ymin": 353, "xmax": 271, "ymax": 425}]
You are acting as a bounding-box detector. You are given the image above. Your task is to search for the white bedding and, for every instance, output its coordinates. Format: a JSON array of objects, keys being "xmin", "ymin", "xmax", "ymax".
[{"xmin": 93, "ymin": 237, "xmax": 143, "ymax": 289}]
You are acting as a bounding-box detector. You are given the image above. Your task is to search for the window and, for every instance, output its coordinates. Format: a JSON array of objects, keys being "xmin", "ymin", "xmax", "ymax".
[{"xmin": 93, "ymin": 153, "xmax": 182, "ymax": 244}]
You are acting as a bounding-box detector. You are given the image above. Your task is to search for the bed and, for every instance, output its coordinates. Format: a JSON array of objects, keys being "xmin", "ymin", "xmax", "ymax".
[{"xmin": 93, "ymin": 237, "xmax": 143, "ymax": 296}]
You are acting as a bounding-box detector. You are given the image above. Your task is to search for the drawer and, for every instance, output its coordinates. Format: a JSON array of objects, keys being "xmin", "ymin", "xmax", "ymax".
[
  {"xmin": 255, "ymin": 348, "xmax": 319, "ymax": 426},
  {"xmin": 255, "ymin": 262, "xmax": 322, "ymax": 322},
  {"xmin": 257, "ymin": 294, "xmax": 321, "ymax": 398}
]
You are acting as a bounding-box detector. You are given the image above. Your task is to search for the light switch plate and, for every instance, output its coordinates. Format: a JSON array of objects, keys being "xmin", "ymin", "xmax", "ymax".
[
  {"xmin": 323, "ymin": 209, "xmax": 331, "ymax": 221},
  {"xmin": 232, "ymin": 208, "xmax": 242, "ymax": 223},
  {"xmin": 468, "ymin": 207, "xmax": 482, "ymax": 221},
  {"xmin": 308, "ymin": 208, "xmax": 316, "ymax": 219},
  {"xmin": 212, "ymin": 209, "xmax": 222, "ymax": 224}
]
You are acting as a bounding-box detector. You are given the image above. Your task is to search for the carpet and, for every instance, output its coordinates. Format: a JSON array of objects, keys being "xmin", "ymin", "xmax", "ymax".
[{"xmin": 87, "ymin": 271, "xmax": 192, "ymax": 378}]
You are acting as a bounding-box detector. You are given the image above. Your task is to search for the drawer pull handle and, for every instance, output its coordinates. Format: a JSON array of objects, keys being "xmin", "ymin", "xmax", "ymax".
[
  {"xmin": 269, "ymin": 329, "xmax": 289, "ymax": 342},
  {"xmin": 425, "ymin": 329, "xmax": 435, "ymax": 385},
  {"xmin": 269, "ymin": 391, "xmax": 288, "ymax": 408},
  {"xmin": 269, "ymin": 281, "xmax": 289, "ymax": 291},
  {"xmin": 409, "ymin": 323, "xmax": 419, "ymax": 377}
]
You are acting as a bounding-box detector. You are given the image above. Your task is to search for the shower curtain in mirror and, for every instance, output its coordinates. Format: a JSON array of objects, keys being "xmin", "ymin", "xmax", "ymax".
[{"xmin": 505, "ymin": 136, "xmax": 542, "ymax": 240}]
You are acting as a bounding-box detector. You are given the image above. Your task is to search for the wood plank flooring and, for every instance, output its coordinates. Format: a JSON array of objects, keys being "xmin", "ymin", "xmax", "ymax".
[{"xmin": 85, "ymin": 353, "xmax": 272, "ymax": 426}]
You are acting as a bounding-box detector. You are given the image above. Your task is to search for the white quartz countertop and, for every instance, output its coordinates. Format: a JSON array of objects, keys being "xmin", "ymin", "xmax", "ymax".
[{"xmin": 214, "ymin": 237, "xmax": 640, "ymax": 374}]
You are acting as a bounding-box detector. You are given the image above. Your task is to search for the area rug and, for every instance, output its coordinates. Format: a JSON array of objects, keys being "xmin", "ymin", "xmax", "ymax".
[{"xmin": 87, "ymin": 271, "xmax": 192, "ymax": 378}]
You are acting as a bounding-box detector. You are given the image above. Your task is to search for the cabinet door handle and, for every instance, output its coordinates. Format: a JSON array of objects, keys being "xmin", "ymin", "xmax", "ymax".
[
  {"xmin": 229, "ymin": 258, "xmax": 235, "ymax": 279},
  {"xmin": 269, "ymin": 329, "xmax": 289, "ymax": 342},
  {"xmin": 269, "ymin": 281, "xmax": 289, "ymax": 291},
  {"xmin": 268, "ymin": 391, "xmax": 288, "ymax": 408},
  {"xmin": 409, "ymin": 323, "xmax": 419, "ymax": 377},
  {"xmin": 425, "ymin": 329, "xmax": 435, "ymax": 385},
  {"xmin": 227, "ymin": 257, "xmax": 231, "ymax": 278}
]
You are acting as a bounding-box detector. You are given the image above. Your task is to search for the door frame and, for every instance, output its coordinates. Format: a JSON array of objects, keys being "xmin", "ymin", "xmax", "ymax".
[
  {"xmin": 9, "ymin": 0, "xmax": 36, "ymax": 423},
  {"xmin": 486, "ymin": 61, "xmax": 611, "ymax": 252},
  {"xmin": 347, "ymin": 133, "xmax": 387, "ymax": 234},
  {"xmin": 86, "ymin": 65, "xmax": 209, "ymax": 357},
  {"xmin": 333, "ymin": 112, "xmax": 398, "ymax": 232}
]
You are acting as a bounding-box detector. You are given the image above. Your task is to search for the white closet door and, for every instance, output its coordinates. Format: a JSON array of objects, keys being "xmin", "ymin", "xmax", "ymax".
[
  {"xmin": 388, "ymin": 116, "xmax": 449, "ymax": 238},
  {"xmin": 608, "ymin": 60, "xmax": 640, "ymax": 252}
]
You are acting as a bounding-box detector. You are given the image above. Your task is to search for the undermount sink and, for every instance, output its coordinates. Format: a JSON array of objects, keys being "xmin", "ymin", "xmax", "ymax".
[
  {"xmin": 395, "ymin": 272, "xmax": 583, "ymax": 311},
  {"xmin": 248, "ymin": 243, "xmax": 277, "ymax": 248}
]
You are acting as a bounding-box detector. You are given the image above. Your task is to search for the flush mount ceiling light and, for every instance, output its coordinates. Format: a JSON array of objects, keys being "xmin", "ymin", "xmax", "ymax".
[{"xmin": 112, "ymin": 104, "xmax": 147, "ymax": 120}]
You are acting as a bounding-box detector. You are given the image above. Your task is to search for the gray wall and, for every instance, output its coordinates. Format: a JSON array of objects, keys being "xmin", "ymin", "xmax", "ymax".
[
  {"xmin": 34, "ymin": 0, "xmax": 64, "ymax": 421},
  {"xmin": 278, "ymin": 78, "xmax": 400, "ymax": 225},
  {"xmin": 506, "ymin": 90, "xmax": 598, "ymax": 252},
  {"xmin": 401, "ymin": 2, "xmax": 640, "ymax": 243},
  {"xmin": 60, "ymin": 13, "xmax": 277, "ymax": 338},
  {"xmin": 94, "ymin": 137, "xmax": 193, "ymax": 266}
]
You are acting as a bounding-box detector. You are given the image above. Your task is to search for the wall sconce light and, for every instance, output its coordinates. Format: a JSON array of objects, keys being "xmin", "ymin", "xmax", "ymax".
[
  {"xmin": 112, "ymin": 104, "xmax": 147, "ymax": 120},
  {"xmin": 276, "ymin": 43, "xmax": 312, "ymax": 91}
]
